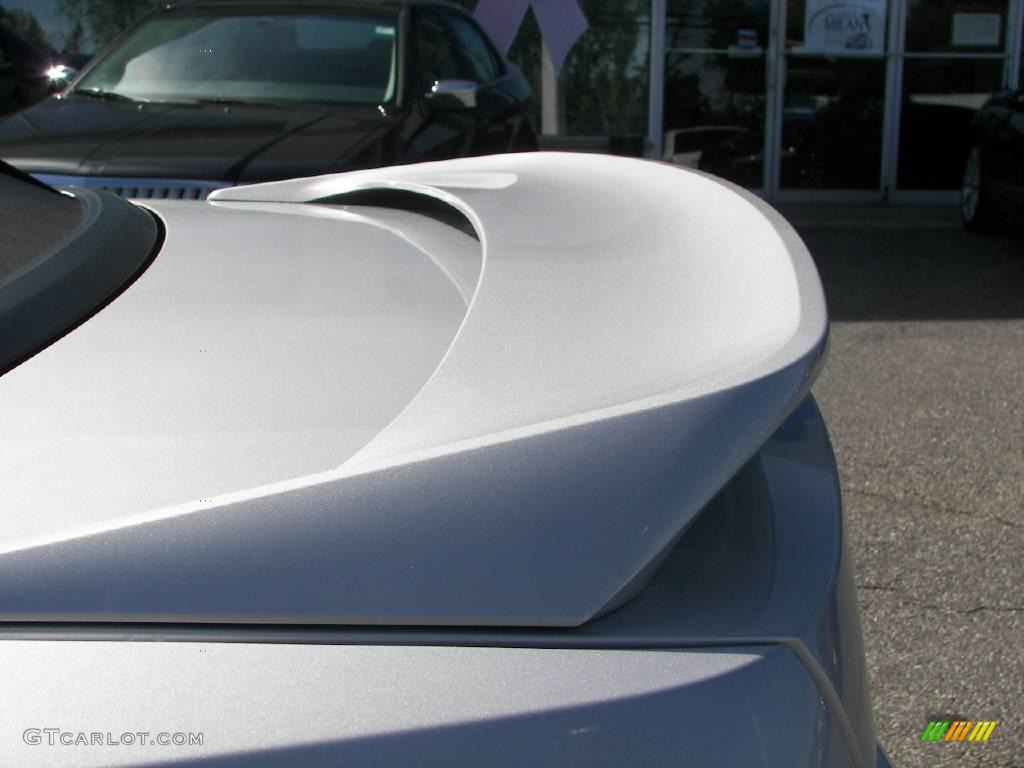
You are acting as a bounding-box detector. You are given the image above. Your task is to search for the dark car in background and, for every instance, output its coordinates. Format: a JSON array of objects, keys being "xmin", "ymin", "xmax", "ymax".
[
  {"xmin": 0, "ymin": 0, "xmax": 535, "ymax": 199},
  {"xmin": 962, "ymin": 88, "xmax": 1024, "ymax": 232}
]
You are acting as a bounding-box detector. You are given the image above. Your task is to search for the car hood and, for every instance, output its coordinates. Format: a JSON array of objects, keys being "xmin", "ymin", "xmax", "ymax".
[
  {"xmin": 0, "ymin": 96, "xmax": 394, "ymax": 182},
  {"xmin": 0, "ymin": 153, "xmax": 827, "ymax": 627}
]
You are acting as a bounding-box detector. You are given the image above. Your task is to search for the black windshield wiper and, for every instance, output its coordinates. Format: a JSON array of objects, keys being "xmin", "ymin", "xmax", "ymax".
[{"xmin": 73, "ymin": 88, "xmax": 150, "ymax": 104}]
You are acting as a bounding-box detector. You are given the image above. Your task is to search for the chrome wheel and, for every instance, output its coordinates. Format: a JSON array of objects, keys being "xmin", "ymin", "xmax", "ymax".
[{"xmin": 962, "ymin": 147, "xmax": 981, "ymax": 223}]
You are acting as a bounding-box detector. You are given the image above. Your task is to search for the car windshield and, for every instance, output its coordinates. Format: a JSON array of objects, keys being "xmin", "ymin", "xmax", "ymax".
[{"xmin": 72, "ymin": 10, "xmax": 399, "ymax": 106}]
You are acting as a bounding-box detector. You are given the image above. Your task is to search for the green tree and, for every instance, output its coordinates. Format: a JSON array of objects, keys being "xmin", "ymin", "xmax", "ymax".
[
  {"xmin": 0, "ymin": 4, "xmax": 51, "ymax": 48},
  {"xmin": 497, "ymin": 0, "xmax": 651, "ymax": 136},
  {"xmin": 562, "ymin": 0, "xmax": 650, "ymax": 135},
  {"xmin": 63, "ymin": 20, "xmax": 84, "ymax": 54},
  {"xmin": 57, "ymin": 0, "xmax": 161, "ymax": 52}
]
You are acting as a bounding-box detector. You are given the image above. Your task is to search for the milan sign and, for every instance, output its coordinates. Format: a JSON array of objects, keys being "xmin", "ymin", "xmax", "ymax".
[{"xmin": 804, "ymin": 0, "xmax": 887, "ymax": 52}]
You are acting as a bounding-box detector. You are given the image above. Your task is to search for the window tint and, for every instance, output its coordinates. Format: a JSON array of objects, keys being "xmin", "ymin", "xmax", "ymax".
[
  {"xmin": 0, "ymin": 44, "xmax": 8, "ymax": 66},
  {"xmin": 415, "ymin": 11, "xmax": 460, "ymax": 91},
  {"xmin": 444, "ymin": 15, "xmax": 501, "ymax": 83}
]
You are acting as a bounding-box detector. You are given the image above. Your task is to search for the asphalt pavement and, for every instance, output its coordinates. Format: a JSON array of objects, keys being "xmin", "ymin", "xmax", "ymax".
[{"xmin": 779, "ymin": 204, "xmax": 1024, "ymax": 768}]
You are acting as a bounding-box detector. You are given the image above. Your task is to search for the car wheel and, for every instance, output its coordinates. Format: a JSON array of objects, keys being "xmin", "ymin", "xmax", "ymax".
[{"xmin": 962, "ymin": 146, "xmax": 999, "ymax": 232}]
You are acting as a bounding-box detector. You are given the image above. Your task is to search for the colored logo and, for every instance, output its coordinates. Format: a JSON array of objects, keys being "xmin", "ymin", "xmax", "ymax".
[{"xmin": 921, "ymin": 720, "xmax": 998, "ymax": 742}]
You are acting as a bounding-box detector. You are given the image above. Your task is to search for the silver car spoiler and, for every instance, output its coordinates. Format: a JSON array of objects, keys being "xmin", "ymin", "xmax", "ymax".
[{"xmin": 1, "ymin": 153, "xmax": 826, "ymax": 626}]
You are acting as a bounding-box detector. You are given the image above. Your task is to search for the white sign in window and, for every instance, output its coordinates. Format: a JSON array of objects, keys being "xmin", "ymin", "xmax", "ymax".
[
  {"xmin": 951, "ymin": 13, "xmax": 1001, "ymax": 47},
  {"xmin": 803, "ymin": 0, "xmax": 887, "ymax": 53}
]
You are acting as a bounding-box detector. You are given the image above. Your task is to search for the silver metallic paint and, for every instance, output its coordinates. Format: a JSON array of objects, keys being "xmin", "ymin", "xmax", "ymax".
[
  {"xmin": 1, "ymin": 398, "xmax": 880, "ymax": 767},
  {"xmin": 0, "ymin": 202, "xmax": 468, "ymax": 539},
  {"xmin": 0, "ymin": 641, "xmax": 848, "ymax": 767}
]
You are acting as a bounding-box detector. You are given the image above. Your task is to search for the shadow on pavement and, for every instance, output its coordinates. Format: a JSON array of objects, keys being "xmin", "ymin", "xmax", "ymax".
[{"xmin": 780, "ymin": 206, "xmax": 1024, "ymax": 321}]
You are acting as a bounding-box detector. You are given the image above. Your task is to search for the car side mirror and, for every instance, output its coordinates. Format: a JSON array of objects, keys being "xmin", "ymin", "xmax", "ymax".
[{"xmin": 425, "ymin": 79, "xmax": 479, "ymax": 111}]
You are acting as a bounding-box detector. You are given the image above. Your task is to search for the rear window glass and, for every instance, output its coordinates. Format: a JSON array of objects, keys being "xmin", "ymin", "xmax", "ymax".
[{"xmin": 0, "ymin": 168, "xmax": 85, "ymax": 285}]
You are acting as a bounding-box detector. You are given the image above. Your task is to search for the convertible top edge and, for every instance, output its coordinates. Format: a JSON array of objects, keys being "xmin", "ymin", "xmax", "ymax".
[{"xmin": 0, "ymin": 153, "xmax": 828, "ymax": 626}]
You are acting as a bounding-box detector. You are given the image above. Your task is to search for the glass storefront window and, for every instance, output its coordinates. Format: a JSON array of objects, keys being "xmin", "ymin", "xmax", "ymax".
[
  {"xmin": 561, "ymin": 0, "xmax": 651, "ymax": 136},
  {"xmin": 780, "ymin": 57, "xmax": 886, "ymax": 189},
  {"xmin": 663, "ymin": 0, "xmax": 769, "ymax": 188},
  {"xmin": 905, "ymin": 0, "xmax": 1008, "ymax": 53},
  {"xmin": 664, "ymin": 52, "xmax": 766, "ymax": 186},
  {"xmin": 894, "ymin": 0, "xmax": 1011, "ymax": 191},
  {"xmin": 669, "ymin": 0, "xmax": 770, "ymax": 50},
  {"xmin": 780, "ymin": 0, "xmax": 889, "ymax": 191},
  {"xmin": 506, "ymin": 0, "xmax": 651, "ymax": 138},
  {"xmin": 897, "ymin": 57, "xmax": 1005, "ymax": 187}
]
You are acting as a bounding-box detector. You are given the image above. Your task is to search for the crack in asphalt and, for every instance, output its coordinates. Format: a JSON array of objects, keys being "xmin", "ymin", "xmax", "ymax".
[
  {"xmin": 845, "ymin": 486, "xmax": 1019, "ymax": 527},
  {"xmin": 860, "ymin": 588, "xmax": 1024, "ymax": 615}
]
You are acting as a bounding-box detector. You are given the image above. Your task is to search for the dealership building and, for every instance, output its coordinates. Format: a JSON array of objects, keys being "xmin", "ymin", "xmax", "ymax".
[
  {"xmin": 4, "ymin": 0, "xmax": 1023, "ymax": 203},
  {"xmin": 493, "ymin": 0, "xmax": 1023, "ymax": 203}
]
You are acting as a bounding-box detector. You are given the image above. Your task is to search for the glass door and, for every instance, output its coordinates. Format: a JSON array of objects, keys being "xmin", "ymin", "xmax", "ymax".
[
  {"xmin": 891, "ymin": 0, "xmax": 1017, "ymax": 195},
  {"xmin": 772, "ymin": 0, "xmax": 892, "ymax": 194},
  {"xmin": 661, "ymin": 0, "xmax": 771, "ymax": 190}
]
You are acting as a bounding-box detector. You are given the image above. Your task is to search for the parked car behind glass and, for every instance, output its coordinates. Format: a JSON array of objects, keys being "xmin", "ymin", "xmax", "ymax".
[{"xmin": 0, "ymin": 0, "xmax": 536, "ymax": 199}]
